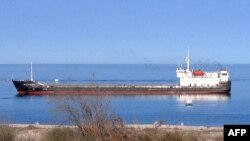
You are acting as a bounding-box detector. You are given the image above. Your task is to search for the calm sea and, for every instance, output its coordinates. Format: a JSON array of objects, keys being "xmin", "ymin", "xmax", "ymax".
[{"xmin": 0, "ymin": 64, "xmax": 249, "ymax": 126}]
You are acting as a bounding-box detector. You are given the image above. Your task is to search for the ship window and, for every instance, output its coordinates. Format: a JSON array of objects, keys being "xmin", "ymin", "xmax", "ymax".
[{"xmin": 221, "ymin": 73, "xmax": 227, "ymax": 76}]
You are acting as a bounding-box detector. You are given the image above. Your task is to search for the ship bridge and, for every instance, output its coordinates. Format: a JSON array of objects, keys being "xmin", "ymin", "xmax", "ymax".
[{"xmin": 176, "ymin": 51, "xmax": 230, "ymax": 88}]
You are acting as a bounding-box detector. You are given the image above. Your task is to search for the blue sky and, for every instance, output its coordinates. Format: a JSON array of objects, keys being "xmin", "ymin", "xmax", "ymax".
[{"xmin": 1, "ymin": 0, "xmax": 250, "ymax": 64}]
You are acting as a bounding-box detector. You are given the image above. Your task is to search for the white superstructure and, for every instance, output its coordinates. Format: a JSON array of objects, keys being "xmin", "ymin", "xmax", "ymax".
[{"xmin": 176, "ymin": 51, "xmax": 230, "ymax": 87}]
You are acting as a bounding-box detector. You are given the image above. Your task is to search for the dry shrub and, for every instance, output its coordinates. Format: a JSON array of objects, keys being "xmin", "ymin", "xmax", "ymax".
[
  {"xmin": 52, "ymin": 96, "xmax": 203, "ymax": 141},
  {"xmin": 136, "ymin": 129, "xmax": 201, "ymax": 141},
  {"xmin": 0, "ymin": 125, "xmax": 15, "ymax": 141},
  {"xmin": 53, "ymin": 96, "xmax": 138, "ymax": 141},
  {"xmin": 158, "ymin": 131, "xmax": 183, "ymax": 141},
  {"xmin": 43, "ymin": 127, "xmax": 83, "ymax": 141}
]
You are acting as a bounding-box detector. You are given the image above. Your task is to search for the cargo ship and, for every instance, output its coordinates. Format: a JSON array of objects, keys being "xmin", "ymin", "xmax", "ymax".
[{"xmin": 12, "ymin": 53, "xmax": 231, "ymax": 95}]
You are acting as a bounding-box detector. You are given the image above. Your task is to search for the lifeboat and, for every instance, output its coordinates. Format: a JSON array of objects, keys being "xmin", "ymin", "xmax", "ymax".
[{"xmin": 192, "ymin": 70, "xmax": 205, "ymax": 76}]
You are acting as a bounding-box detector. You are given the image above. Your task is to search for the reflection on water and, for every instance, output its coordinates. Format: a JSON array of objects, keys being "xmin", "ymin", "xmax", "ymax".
[
  {"xmin": 109, "ymin": 94, "xmax": 231, "ymax": 103},
  {"xmin": 176, "ymin": 94, "xmax": 230, "ymax": 102}
]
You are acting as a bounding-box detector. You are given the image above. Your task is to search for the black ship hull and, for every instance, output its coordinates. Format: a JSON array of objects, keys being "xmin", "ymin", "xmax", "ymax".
[{"xmin": 12, "ymin": 80, "xmax": 231, "ymax": 96}]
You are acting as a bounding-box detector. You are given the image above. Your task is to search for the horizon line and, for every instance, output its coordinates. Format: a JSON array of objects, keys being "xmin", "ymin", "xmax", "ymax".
[{"xmin": 0, "ymin": 63, "xmax": 249, "ymax": 65}]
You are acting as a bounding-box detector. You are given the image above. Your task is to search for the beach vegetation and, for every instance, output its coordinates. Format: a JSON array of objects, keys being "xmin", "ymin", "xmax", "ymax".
[{"xmin": 0, "ymin": 125, "xmax": 15, "ymax": 141}]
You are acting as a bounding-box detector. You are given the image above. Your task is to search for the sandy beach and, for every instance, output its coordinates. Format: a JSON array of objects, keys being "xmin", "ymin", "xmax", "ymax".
[{"xmin": 6, "ymin": 124, "xmax": 223, "ymax": 141}]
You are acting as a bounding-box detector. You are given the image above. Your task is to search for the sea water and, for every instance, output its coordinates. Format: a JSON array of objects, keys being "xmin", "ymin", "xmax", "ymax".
[{"xmin": 0, "ymin": 64, "xmax": 249, "ymax": 126}]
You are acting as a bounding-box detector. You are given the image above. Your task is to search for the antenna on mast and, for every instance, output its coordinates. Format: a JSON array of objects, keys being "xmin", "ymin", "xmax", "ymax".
[
  {"xmin": 186, "ymin": 48, "xmax": 190, "ymax": 72},
  {"xmin": 30, "ymin": 62, "xmax": 33, "ymax": 81}
]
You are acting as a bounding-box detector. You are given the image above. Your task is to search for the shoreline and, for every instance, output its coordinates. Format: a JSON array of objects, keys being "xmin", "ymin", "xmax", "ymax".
[
  {"xmin": 8, "ymin": 123, "xmax": 223, "ymax": 129},
  {"xmin": 1, "ymin": 124, "xmax": 223, "ymax": 141}
]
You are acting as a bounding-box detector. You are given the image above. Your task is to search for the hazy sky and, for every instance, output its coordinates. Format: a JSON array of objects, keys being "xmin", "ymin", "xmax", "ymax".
[{"xmin": 1, "ymin": 0, "xmax": 250, "ymax": 64}]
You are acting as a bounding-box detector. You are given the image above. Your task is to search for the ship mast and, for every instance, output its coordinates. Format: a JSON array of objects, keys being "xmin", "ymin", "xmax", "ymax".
[
  {"xmin": 30, "ymin": 62, "xmax": 33, "ymax": 81},
  {"xmin": 186, "ymin": 49, "xmax": 190, "ymax": 72}
]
